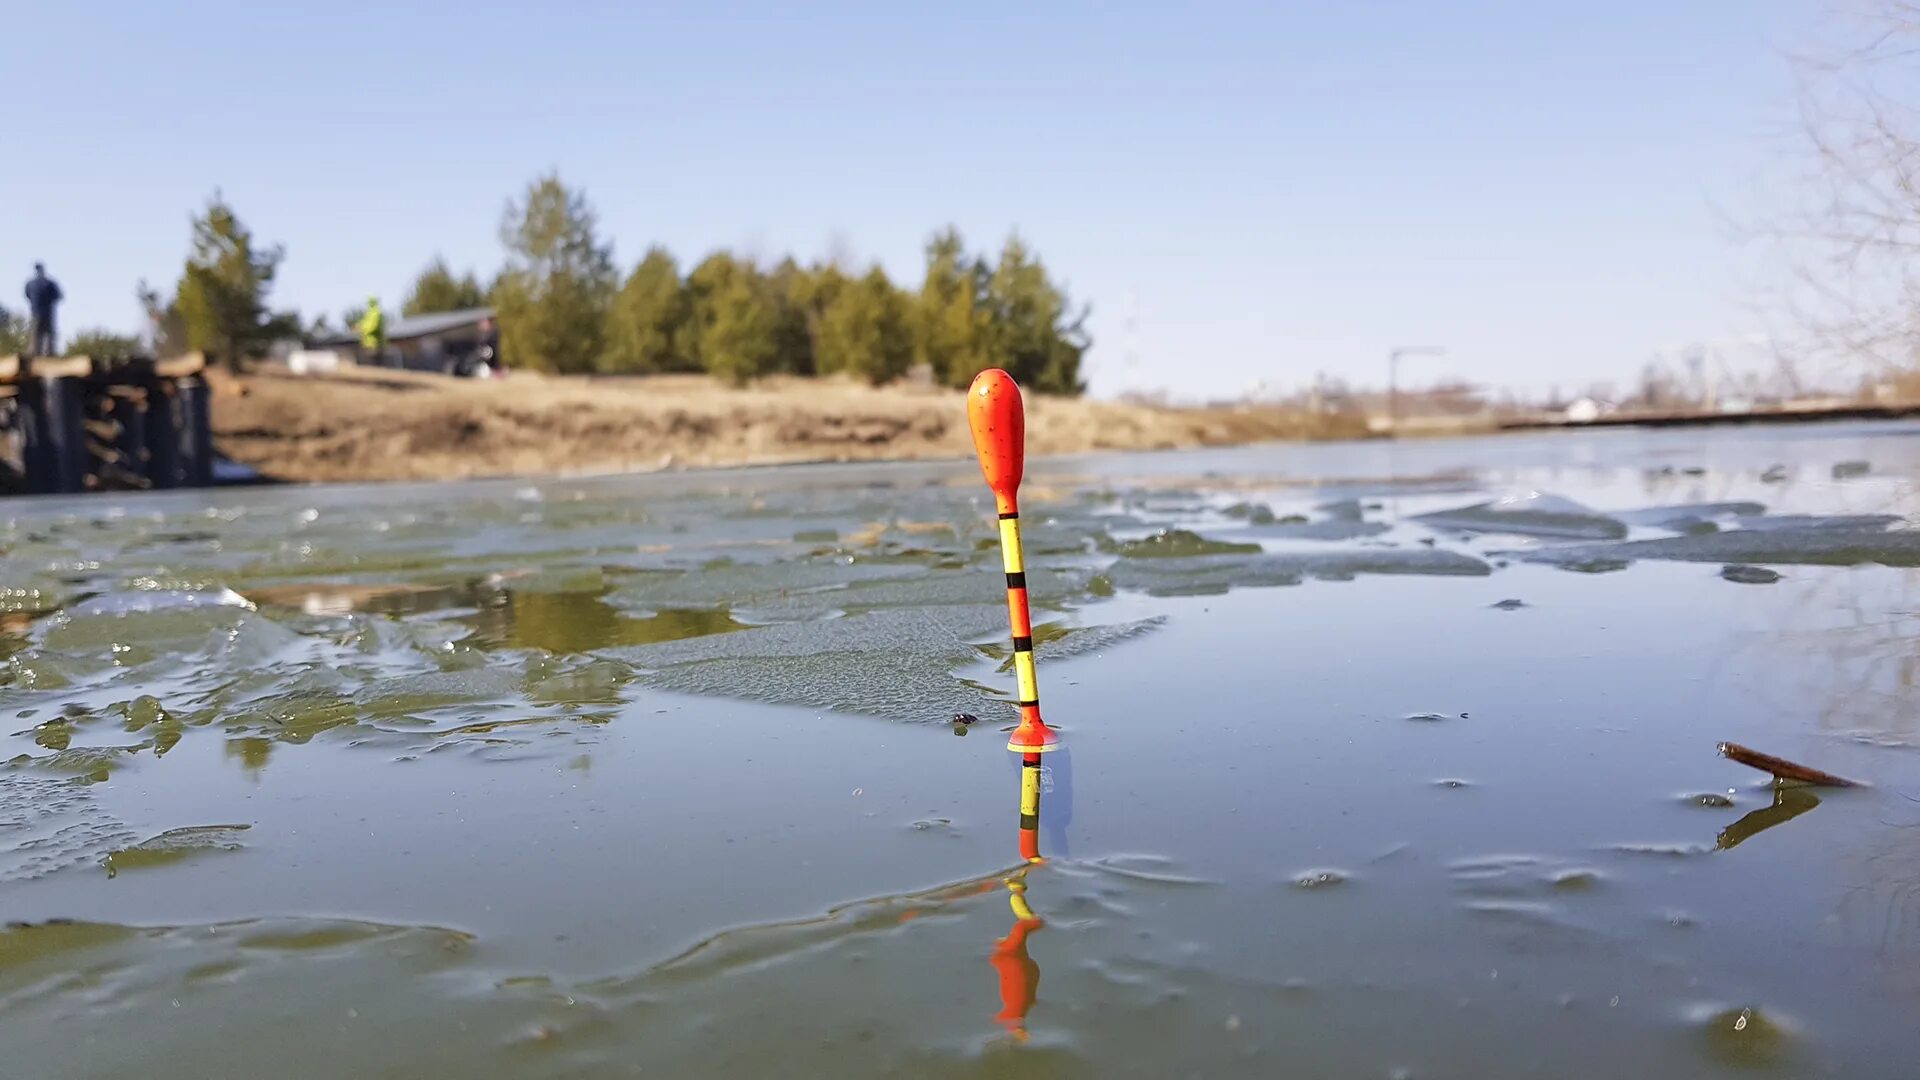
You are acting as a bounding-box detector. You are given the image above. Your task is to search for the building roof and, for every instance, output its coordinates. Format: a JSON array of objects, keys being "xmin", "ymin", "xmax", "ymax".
[
  {"xmin": 386, "ymin": 307, "xmax": 494, "ymax": 340},
  {"xmin": 311, "ymin": 307, "xmax": 493, "ymax": 347}
]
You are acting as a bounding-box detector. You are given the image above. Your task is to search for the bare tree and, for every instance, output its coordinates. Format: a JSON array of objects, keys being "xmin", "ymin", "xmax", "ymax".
[
  {"xmin": 1770, "ymin": 2, "xmax": 1920, "ymax": 387},
  {"xmin": 1633, "ymin": 359, "xmax": 1683, "ymax": 409}
]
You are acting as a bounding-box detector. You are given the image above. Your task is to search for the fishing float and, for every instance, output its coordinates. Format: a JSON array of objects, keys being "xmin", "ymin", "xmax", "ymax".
[
  {"xmin": 967, "ymin": 368, "xmax": 1061, "ymax": 761},
  {"xmin": 969, "ymin": 368, "xmax": 1056, "ymax": 1039}
]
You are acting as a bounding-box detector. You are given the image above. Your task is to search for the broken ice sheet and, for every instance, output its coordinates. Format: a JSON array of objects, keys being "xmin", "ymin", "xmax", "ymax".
[
  {"xmin": 731, "ymin": 565, "xmax": 1093, "ymax": 620},
  {"xmin": 1616, "ymin": 502, "xmax": 1766, "ymax": 530},
  {"xmin": 1414, "ymin": 492, "xmax": 1627, "ymax": 541},
  {"xmin": 603, "ymin": 560, "xmax": 927, "ymax": 611},
  {"xmin": 607, "ymin": 607, "xmax": 1163, "ymax": 723},
  {"xmin": 1101, "ymin": 528, "xmax": 1261, "ymax": 558},
  {"xmin": 1102, "ymin": 549, "xmax": 1490, "ymax": 597},
  {"xmin": 1507, "ymin": 528, "xmax": 1920, "ymax": 569},
  {"xmin": 104, "ymin": 824, "xmax": 251, "ymax": 878}
]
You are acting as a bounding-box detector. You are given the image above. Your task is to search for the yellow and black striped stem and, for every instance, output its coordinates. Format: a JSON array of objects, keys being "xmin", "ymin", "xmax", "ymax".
[{"xmin": 996, "ymin": 505, "xmax": 1056, "ymax": 753}]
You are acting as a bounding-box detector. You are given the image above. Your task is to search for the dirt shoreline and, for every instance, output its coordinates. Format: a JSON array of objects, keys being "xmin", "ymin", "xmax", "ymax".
[{"xmin": 210, "ymin": 366, "xmax": 1376, "ymax": 484}]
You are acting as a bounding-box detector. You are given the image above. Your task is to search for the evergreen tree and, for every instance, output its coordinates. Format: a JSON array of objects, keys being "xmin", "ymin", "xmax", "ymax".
[
  {"xmin": 402, "ymin": 256, "xmax": 488, "ymax": 316},
  {"xmin": 493, "ymin": 173, "xmax": 617, "ymax": 373},
  {"xmin": 776, "ymin": 258, "xmax": 844, "ymax": 376},
  {"xmin": 604, "ymin": 246, "xmax": 694, "ymax": 373},
  {"xmin": 701, "ymin": 270, "xmax": 781, "ymax": 385},
  {"xmin": 684, "ymin": 252, "xmax": 801, "ymax": 382},
  {"xmin": 683, "ymin": 250, "xmax": 741, "ymax": 373},
  {"xmin": 917, "ymin": 226, "xmax": 993, "ymax": 386},
  {"xmin": 817, "ymin": 266, "xmax": 914, "ymax": 384},
  {"xmin": 171, "ymin": 193, "xmax": 297, "ymax": 370},
  {"xmin": 984, "ymin": 234, "xmax": 1089, "ymax": 394},
  {"xmin": 765, "ymin": 258, "xmax": 819, "ymax": 375}
]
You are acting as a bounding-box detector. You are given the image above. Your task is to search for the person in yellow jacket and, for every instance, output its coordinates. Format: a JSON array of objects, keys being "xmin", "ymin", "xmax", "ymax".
[{"xmin": 357, "ymin": 298, "xmax": 387, "ymax": 365}]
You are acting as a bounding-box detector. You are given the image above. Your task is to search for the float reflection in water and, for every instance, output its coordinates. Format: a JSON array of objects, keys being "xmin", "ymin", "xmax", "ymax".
[{"xmin": 993, "ymin": 741, "xmax": 1050, "ymax": 1041}]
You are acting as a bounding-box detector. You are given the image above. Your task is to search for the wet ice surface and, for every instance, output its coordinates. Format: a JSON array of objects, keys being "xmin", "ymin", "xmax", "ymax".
[{"xmin": 5, "ymin": 422, "xmax": 1920, "ymax": 1078}]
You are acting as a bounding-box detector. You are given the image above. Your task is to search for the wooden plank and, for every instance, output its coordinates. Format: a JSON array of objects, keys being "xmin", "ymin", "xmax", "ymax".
[
  {"xmin": 153, "ymin": 352, "xmax": 207, "ymax": 378},
  {"xmin": 30, "ymin": 356, "xmax": 94, "ymax": 379},
  {"xmin": 0, "ymin": 355, "xmax": 18, "ymax": 381}
]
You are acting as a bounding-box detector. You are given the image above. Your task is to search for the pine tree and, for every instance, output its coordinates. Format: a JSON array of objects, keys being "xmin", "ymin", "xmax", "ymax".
[
  {"xmin": 604, "ymin": 246, "xmax": 694, "ymax": 373},
  {"xmin": 817, "ymin": 266, "xmax": 914, "ymax": 384},
  {"xmin": 701, "ymin": 271, "xmax": 781, "ymax": 385},
  {"xmin": 780, "ymin": 259, "xmax": 847, "ymax": 376},
  {"xmin": 683, "ymin": 250, "xmax": 740, "ymax": 373},
  {"xmin": 917, "ymin": 226, "xmax": 993, "ymax": 387},
  {"xmin": 403, "ymin": 256, "xmax": 488, "ymax": 316},
  {"xmin": 984, "ymin": 233, "xmax": 1089, "ymax": 394},
  {"xmin": 766, "ymin": 257, "xmax": 822, "ymax": 376},
  {"xmin": 493, "ymin": 173, "xmax": 617, "ymax": 373},
  {"xmin": 171, "ymin": 193, "xmax": 297, "ymax": 370}
]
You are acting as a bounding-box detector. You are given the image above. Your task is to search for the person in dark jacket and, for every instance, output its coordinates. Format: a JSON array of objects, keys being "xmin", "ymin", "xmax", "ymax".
[{"xmin": 24, "ymin": 263, "xmax": 62, "ymax": 358}]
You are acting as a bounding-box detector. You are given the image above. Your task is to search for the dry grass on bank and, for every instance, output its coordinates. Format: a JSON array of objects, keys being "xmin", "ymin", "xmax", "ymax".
[{"xmin": 210, "ymin": 366, "xmax": 1373, "ymax": 484}]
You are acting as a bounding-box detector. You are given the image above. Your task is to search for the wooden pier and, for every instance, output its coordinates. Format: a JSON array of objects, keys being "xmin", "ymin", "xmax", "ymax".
[{"xmin": 1, "ymin": 353, "xmax": 216, "ymax": 495}]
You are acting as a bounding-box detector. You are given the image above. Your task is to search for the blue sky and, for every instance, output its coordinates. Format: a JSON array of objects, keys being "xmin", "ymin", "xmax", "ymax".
[{"xmin": 4, "ymin": 2, "xmax": 1816, "ymax": 399}]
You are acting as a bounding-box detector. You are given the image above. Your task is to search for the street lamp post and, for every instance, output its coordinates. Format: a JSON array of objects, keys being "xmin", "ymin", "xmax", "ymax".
[{"xmin": 1388, "ymin": 346, "xmax": 1446, "ymax": 434}]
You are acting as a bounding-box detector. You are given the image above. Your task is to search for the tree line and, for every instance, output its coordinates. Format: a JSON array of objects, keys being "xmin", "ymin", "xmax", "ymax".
[
  {"xmin": 472, "ymin": 173, "xmax": 1088, "ymax": 392},
  {"xmin": 61, "ymin": 174, "xmax": 1090, "ymax": 394}
]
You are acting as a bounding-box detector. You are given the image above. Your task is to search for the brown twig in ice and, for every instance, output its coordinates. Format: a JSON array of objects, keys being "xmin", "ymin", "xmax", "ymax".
[{"xmin": 1718, "ymin": 741, "xmax": 1862, "ymax": 787}]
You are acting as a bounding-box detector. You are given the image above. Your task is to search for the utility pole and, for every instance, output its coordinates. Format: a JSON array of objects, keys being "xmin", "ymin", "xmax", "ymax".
[{"xmin": 1387, "ymin": 346, "xmax": 1446, "ymax": 434}]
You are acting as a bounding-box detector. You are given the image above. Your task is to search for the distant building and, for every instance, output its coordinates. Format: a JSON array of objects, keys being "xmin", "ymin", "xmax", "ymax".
[
  {"xmin": 309, "ymin": 307, "xmax": 497, "ymax": 375},
  {"xmin": 1563, "ymin": 396, "xmax": 1612, "ymax": 423}
]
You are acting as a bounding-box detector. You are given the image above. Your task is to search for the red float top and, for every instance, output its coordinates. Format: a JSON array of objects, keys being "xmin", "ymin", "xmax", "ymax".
[{"xmin": 967, "ymin": 369, "xmax": 1025, "ymax": 515}]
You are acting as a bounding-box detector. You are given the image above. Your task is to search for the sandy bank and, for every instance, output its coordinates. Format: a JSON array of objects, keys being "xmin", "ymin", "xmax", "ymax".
[{"xmin": 210, "ymin": 367, "xmax": 1371, "ymax": 484}]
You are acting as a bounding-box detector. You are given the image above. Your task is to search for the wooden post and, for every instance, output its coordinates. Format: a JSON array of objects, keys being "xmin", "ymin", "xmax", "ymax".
[
  {"xmin": 144, "ymin": 380, "xmax": 179, "ymax": 489},
  {"xmin": 107, "ymin": 386, "xmax": 150, "ymax": 490},
  {"xmin": 23, "ymin": 376, "xmax": 87, "ymax": 494},
  {"xmin": 176, "ymin": 375, "xmax": 214, "ymax": 487}
]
